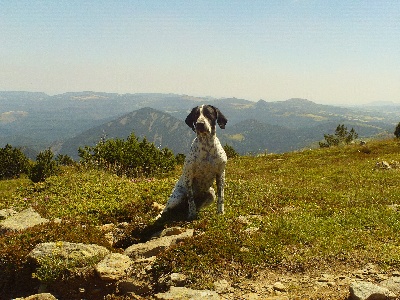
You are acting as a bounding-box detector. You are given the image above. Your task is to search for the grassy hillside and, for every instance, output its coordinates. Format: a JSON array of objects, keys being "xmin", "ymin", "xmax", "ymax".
[{"xmin": 2, "ymin": 138, "xmax": 400, "ymax": 297}]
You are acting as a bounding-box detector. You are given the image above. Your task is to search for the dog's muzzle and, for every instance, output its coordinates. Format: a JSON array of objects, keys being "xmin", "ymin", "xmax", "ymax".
[{"xmin": 195, "ymin": 122, "xmax": 206, "ymax": 133}]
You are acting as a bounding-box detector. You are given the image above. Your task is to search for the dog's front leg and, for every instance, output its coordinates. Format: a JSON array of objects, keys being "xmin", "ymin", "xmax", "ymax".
[
  {"xmin": 216, "ymin": 170, "xmax": 225, "ymax": 214},
  {"xmin": 185, "ymin": 176, "xmax": 197, "ymax": 220}
]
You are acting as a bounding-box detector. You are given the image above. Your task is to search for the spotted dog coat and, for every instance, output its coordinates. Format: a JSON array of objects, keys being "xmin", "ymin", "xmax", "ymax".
[{"xmin": 159, "ymin": 105, "xmax": 228, "ymax": 220}]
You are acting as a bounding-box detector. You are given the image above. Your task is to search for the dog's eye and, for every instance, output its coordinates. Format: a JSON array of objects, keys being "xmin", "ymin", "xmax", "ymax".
[{"xmin": 203, "ymin": 109, "xmax": 214, "ymax": 119}]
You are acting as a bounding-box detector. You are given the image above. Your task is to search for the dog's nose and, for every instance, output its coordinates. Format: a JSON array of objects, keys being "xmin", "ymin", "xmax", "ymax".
[{"xmin": 195, "ymin": 122, "xmax": 206, "ymax": 132}]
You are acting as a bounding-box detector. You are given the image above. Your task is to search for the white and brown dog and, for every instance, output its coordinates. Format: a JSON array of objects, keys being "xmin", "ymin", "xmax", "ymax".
[{"xmin": 158, "ymin": 105, "xmax": 228, "ymax": 221}]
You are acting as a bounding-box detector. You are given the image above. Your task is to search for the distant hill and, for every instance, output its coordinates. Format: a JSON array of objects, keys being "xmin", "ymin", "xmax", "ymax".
[
  {"xmin": 60, "ymin": 107, "xmax": 194, "ymax": 159},
  {"xmin": 0, "ymin": 91, "xmax": 397, "ymax": 158}
]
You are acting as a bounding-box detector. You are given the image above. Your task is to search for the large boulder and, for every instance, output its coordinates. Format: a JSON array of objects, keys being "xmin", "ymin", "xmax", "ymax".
[
  {"xmin": 155, "ymin": 286, "xmax": 220, "ymax": 300},
  {"xmin": 28, "ymin": 241, "xmax": 110, "ymax": 266}
]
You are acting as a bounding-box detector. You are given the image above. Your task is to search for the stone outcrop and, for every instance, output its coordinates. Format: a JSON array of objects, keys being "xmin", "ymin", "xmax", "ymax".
[
  {"xmin": 155, "ymin": 286, "xmax": 221, "ymax": 300},
  {"xmin": 0, "ymin": 207, "xmax": 49, "ymax": 233},
  {"xmin": 124, "ymin": 228, "xmax": 194, "ymax": 259},
  {"xmin": 349, "ymin": 281, "xmax": 396, "ymax": 300},
  {"xmin": 28, "ymin": 241, "xmax": 110, "ymax": 266},
  {"xmin": 95, "ymin": 252, "xmax": 132, "ymax": 281}
]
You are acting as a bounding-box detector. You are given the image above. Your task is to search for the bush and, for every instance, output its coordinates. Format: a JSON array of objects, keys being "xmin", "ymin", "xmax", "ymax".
[
  {"xmin": 394, "ymin": 122, "xmax": 400, "ymax": 138},
  {"xmin": 223, "ymin": 144, "xmax": 239, "ymax": 158},
  {"xmin": 55, "ymin": 154, "xmax": 75, "ymax": 166},
  {"xmin": 78, "ymin": 132, "xmax": 176, "ymax": 177},
  {"xmin": 319, "ymin": 124, "xmax": 358, "ymax": 148},
  {"xmin": 0, "ymin": 144, "xmax": 30, "ymax": 179},
  {"xmin": 29, "ymin": 149, "xmax": 60, "ymax": 183}
]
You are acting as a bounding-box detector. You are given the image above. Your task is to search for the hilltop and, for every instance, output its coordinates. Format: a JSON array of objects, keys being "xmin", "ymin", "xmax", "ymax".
[
  {"xmin": 1, "ymin": 138, "xmax": 400, "ymax": 299},
  {"xmin": 0, "ymin": 91, "xmax": 397, "ymax": 159}
]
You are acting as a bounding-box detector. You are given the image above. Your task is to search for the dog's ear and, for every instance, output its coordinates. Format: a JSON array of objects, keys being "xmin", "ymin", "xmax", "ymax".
[
  {"xmin": 213, "ymin": 107, "xmax": 227, "ymax": 129},
  {"xmin": 185, "ymin": 107, "xmax": 198, "ymax": 132}
]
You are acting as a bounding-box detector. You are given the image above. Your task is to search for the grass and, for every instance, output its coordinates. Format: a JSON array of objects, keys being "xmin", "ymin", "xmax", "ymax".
[{"xmin": 2, "ymin": 138, "xmax": 400, "ymax": 295}]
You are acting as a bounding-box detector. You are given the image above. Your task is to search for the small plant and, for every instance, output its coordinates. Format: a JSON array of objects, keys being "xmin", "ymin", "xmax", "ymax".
[
  {"xmin": 223, "ymin": 144, "xmax": 239, "ymax": 158},
  {"xmin": 319, "ymin": 124, "xmax": 358, "ymax": 148},
  {"xmin": 29, "ymin": 149, "xmax": 60, "ymax": 182},
  {"xmin": 0, "ymin": 144, "xmax": 30, "ymax": 179}
]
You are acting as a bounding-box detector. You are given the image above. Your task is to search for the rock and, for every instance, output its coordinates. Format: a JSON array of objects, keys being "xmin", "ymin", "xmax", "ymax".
[
  {"xmin": 375, "ymin": 161, "xmax": 391, "ymax": 170},
  {"xmin": 273, "ymin": 281, "xmax": 287, "ymax": 292},
  {"xmin": 14, "ymin": 293, "xmax": 57, "ymax": 300},
  {"xmin": 0, "ymin": 208, "xmax": 17, "ymax": 220},
  {"xmin": 154, "ymin": 286, "xmax": 220, "ymax": 299},
  {"xmin": 151, "ymin": 226, "xmax": 188, "ymax": 239},
  {"xmin": 0, "ymin": 207, "xmax": 49, "ymax": 233},
  {"xmin": 124, "ymin": 229, "xmax": 194, "ymax": 259},
  {"xmin": 118, "ymin": 279, "xmax": 152, "ymax": 296},
  {"xmin": 349, "ymin": 281, "xmax": 396, "ymax": 300},
  {"xmin": 213, "ymin": 279, "xmax": 233, "ymax": 293},
  {"xmin": 380, "ymin": 276, "xmax": 400, "ymax": 295},
  {"xmin": 158, "ymin": 273, "xmax": 187, "ymax": 290},
  {"xmin": 28, "ymin": 241, "xmax": 110, "ymax": 266},
  {"xmin": 95, "ymin": 253, "xmax": 132, "ymax": 281}
]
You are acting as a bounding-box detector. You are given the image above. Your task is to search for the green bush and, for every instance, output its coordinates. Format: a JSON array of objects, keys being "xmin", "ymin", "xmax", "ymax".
[
  {"xmin": 223, "ymin": 144, "xmax": 239, "ymax": 158},
  {"xmin": 78, "ymin": 132, "xmax": 176, "ymax": 177},
  {"xmin": 29, "ymin": 149, "xmax": 60, "ymax": 183},
  {"xmin": 319, "ymin": 124, "xmax": 358, "ymax": 148},
  {"xmin": 0, "ymin": 144, "xmax": 30, "ymax": 179}
]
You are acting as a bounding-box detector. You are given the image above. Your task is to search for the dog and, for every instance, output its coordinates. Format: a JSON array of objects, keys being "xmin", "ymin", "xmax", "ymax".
[{"xmin": 158, "ymin": 105, "xmax": 228, "ymax": 221}]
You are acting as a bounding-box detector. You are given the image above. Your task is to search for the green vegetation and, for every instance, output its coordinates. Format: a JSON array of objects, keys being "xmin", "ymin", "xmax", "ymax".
[
  {"xmin": 0, "ymin": 144, "xmax": 30, "ymax": 179},
  {"xmin": 78, "ymin": 133, "xmax": 176, "ymax": 177},
  {"xmin": 2, "ymin": 138, "xmax": 400, "ymax": 293},
  {"xmin": 319, "ymin": 124, "xmax": 359, "ymax": 148}
]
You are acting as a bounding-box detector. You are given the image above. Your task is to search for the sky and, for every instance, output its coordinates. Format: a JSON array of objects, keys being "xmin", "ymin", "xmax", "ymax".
[{"xmin": 1, "ymin": 1, "xmax": 400, "ymax": 105}]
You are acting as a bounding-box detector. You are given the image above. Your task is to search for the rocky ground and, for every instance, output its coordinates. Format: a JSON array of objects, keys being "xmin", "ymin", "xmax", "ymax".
[{"xmin": 2, "ymin": 207, "xmax": 400, "ymax": 300}]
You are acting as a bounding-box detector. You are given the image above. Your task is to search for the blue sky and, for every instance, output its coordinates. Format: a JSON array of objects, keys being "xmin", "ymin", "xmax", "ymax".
[{"xmin": 1, "ymin": 1, "xmax": 399, "ymax": 105}]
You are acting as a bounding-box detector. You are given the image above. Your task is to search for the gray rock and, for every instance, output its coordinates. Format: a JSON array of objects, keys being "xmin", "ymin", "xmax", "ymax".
[
  {"xmin": 14, "ymin": 293, "xmax": 57, "ymax": 300},
  {"xmin": 213, "ymin": 279, "xmax": 233, "ymax": 293},
  {"xmin": 118, "ymin": 279, "xmax": 152, "ymax": 296},
  {"xmin": 95, "ymin": 253, "xmax": 132, "ymax": 281},
  {"xmin": 28, "ymin": 241, "xmax": 110, "ymax": 267},
  {"xmin": 155, "ymin": 286, "xmax": 220, "ymax": 299},
  {"xmin": 349, "ymin": 281, "xmax": 396, "ymax": 300},
  {"xmin": 158, "ymin": 273, "xmax": 187, "ymax": 290},
  {"xmin": 0, "ymin": 207, "xmax": 49, "ymax": 233},
  {"xmin": 380, "ymin": 276, "xmax": 400, "ymax": 295},
  {"xmin": 0, "ymin": 208, "xmax": 17, "ymax": 220},
  {"xmin": 124, "ymin": 229, "xmax": 194, "ymax": 259}
]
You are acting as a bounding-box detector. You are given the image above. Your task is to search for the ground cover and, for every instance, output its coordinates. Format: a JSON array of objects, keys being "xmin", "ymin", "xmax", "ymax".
[{"xmin": 1, "ymin": 139, "xmax": 400, "ymax": 298}]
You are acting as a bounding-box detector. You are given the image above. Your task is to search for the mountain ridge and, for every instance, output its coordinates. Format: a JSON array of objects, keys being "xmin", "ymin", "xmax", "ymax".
[{"xmin": 0, "ymin": 91, "xmax": 397, "ymax": 158}]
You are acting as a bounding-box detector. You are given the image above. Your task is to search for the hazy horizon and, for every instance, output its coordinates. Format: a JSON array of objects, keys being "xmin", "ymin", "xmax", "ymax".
[{"xmin": 1, "ymin": 1, "xmax": 399, "ymax": 106}]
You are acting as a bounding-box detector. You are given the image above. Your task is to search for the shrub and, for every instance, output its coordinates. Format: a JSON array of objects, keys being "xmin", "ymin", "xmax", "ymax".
[
  {"xmin": 394, "ymin": 122, "xmax": 400, "ymax": 138},
  {"xmin": 78, "ymin": 132, "xmax": 176, "ymax": 177},
  {"xmin": 29, "ymin": 149, "xmax": 60, "ymax": 183},
  {"xmin": 223, "ymin": 144, "xmax": 239, "ymax": 158},
  {"xmin": 319, "ymin": 124, "xmax": 358, "ymax": 148},
  {"xmin": 0, "ymin": 144, "xmax": 30, "ymax": 179},
  {"xmin": 55, "ymin": 154, "xmax": 75, "ymax": 166}
]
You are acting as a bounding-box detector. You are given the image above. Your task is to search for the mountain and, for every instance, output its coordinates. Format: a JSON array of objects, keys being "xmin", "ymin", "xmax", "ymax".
[
  {"xmin": 0, "ymin": 91, "xmax": 398, "ymax": 158},
  {"xmin": 60, "ymin": 107, "xmax": 194, "ymax": 159}
]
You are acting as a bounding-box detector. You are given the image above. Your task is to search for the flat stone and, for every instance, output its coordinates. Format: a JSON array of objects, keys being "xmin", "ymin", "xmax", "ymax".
[
  {"xmin": 349, "ymin": 281, "xmax": 396, "ymax": 300},
  {"xmin": 28, "ymin": 241, "xmax": 110, "ymax": 266},
  {"xmin": 14, "ymin": 293, "xmax": 57, "ymax": 300},
  {"xmin": 0, "ymin": 208, "xmax": 17, "ymax": 220},
  {"xmin": 380, "ymin": 276, "xmax": 400, "ymax": 295},
  {"xmin": 124, "ymin": 229, "xmax": 194, "ymax": 259},
  {"xmin": 0, "ymin": 207, "xmax": 49, "ymax": 232},
  {"xmin": 95, "ymin": 253, "xmax": 132, "ymax": 281},
  {"xmin": 155, "ymin": 286, "xmax": 220, "ymax": 299}
]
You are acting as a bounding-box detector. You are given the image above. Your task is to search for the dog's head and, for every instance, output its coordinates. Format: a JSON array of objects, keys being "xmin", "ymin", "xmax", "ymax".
[{"xmin": 185, "ymin": 105, "xmax": 227, "ymax": 135}]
